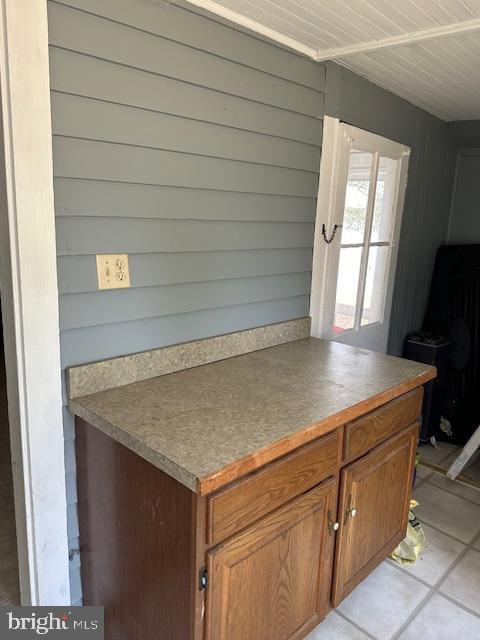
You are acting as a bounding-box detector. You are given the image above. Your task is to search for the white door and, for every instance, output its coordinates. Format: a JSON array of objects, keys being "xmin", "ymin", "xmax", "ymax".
[{"xmin": 310, "ymin": 117, "xmax": 410, "ymax": 353}]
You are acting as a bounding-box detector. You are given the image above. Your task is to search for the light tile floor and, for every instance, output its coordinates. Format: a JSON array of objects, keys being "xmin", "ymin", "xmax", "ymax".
[
  {"xmin": 420, "ymin": 438, "xmax": 480, "ymax": 482},
  {"xmin": 0, "ymin": 351, "xmax": 20, "ymax": 605},
  {"xmin": 306, "ymin": 441, "xmax": 480, "ymax": 640}
]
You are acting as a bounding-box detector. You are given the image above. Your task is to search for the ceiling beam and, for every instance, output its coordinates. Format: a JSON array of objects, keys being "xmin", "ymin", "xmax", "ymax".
[
  {"xmin": 183, "ymin": 0, "xmax": 318, "ymax": 59},
  {"xmin": 314, "ymin": 18, "xmax": 480, "ymax": 61}
]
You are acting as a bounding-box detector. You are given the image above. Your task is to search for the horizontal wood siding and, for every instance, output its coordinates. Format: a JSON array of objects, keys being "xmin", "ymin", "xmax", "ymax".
[
  {"xmin": 57, "ymin": 249, "xmax": 313, "ymax": 294},
  {"xmin": 53, "ymin": 178, "xmax": 316, "ymax": 222},
  {"xmin": 49, "ymin": 0, "xmax": 324, "ymax": 366},
  {"xmin": 49, "ymin": 48, "xmax": 322, "ymax": 144},
  {"xmin": 60, "ymin": 298, "xmax": 310, "ymax": 368},
  {"xmin": 53, "ymin": 137, "xmax": 318, "ymax": 196},
  {"xmin": 59, "ymin": 273, "xmax": 311, "ymax": 330},
  {"xmin": 52, "ymin": 94, "xmax": 321, "ymax": 172},
  {"xmin": 56, "ymin": 218, "xmax": 314, "ymax": 256},
  {"xmin": 48, "ymin": 0, "xmax": 324, "ymax": 603}
]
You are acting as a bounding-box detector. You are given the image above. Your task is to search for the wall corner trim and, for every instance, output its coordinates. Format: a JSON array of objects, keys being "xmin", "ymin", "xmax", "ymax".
[{"xmin": 0, "ymin": 0, "xmax": 70, "ymax": 605}]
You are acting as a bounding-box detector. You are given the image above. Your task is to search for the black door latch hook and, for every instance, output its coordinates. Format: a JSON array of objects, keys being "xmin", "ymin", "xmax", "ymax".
[{"xmin": 322, "ymin": 224, "xmax": 340, "ymax": 244}]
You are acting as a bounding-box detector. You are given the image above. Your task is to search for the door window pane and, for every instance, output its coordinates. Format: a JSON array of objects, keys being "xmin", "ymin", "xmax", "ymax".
[
  {"xmin": 334, "ymin": 247, "xmax": 362, "ymax": 333},
  {"xmin": 361, "ymin": 246, "xmax": 390, "ymax": 326},
  {"xmin": 371, "ymin": 156, "xmax": 398, "ymax": 243},
  {"xmin": 340, "ymin": 151, "xmax": 373, "ymax": 245}
]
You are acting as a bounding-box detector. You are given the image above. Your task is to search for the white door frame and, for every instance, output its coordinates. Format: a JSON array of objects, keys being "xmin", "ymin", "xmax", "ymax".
[
  {"xmin": 310, "ymin": 116, "xmax": 409, "ymax": 352},
  {"xmin": 310, "ymin": 117, "xmax": 345, "ymax": 339},
  {"xmin": 0, "ymin": 0, "xmax": 70, "ymax": 604}
]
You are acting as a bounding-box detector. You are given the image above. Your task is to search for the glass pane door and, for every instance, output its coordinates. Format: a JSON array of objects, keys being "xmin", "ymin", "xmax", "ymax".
[
  {"xmin": 310, "ymin": 117, "xmax": 410, "ymax": 354},
  {"xmin": 333, "ymin": 152, "xmax": 399, "ymax": 337}
]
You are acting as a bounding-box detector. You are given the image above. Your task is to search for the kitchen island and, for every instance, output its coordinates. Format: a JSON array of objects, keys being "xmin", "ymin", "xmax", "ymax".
[{"xmin": 68, "ymin": 321, "xmax": 435, "ymax": 640}]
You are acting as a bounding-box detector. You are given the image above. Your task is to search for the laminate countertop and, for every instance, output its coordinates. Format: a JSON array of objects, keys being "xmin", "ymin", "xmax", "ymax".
[{"xmin": 69, "ymin": 337, "xmax": 435, "ymax": 495}]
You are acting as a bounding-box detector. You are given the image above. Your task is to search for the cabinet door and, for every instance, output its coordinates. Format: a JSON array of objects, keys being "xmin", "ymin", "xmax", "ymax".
[
  {"xmin": 205, "ymin": 479, "xmax": 337, "ymax": 640},
  {"xmin": 332, "ymin": 423, "xmax": 417, "ymax": 606}
]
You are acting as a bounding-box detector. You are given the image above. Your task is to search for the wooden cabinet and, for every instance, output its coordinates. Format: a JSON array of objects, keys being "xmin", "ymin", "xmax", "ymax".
[
  {"xmin": 343, "ymin": 388, "xmax": 422, "ymax": 463},
  {"xmin": 207, "ymin": 430, "xmax": 340, "ymax": 546},
  {"xmin": 75, "ymin": 386, "xmax": 424, "ymax": 640},
  {"xmin": 205, "ymin": 479, "xmax": 337, "ymax": 640},
  {"xmin": 332, "ymin": 423, "xmax": 418, "ymax": 605}
]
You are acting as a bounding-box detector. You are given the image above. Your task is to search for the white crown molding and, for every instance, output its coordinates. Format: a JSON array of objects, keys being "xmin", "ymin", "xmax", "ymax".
[
  {"xmin": 183, "ymin": 0, "xmax": 318, "ymax": 59},
  {"xmin": 183, "ymin": 2, "xmax": 480, "ymax": 69},
  {"xmin": 313, "ymin": 18, "xmax": 480, "ymax": 61}
]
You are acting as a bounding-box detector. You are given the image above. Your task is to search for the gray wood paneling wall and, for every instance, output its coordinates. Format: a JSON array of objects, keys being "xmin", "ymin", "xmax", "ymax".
[
  {"xmin": 325, "ymin": 63, "xmax": 458, "ymax": 356},
  {"xmin": 50, "ymin": 2, "xmax": 458, "ymax": 607},
  {"xmin": 447, "ymin": 121, "xmax": 480, "ymax": 244},
  {"xmin": 447, "ymin": 151, "xmax": 480, "ymax": 244},
  {"xmin": 47, "ymin": 0, "xmax": 325, "ymax": 603},
  {"xmin": 449, "ymin": 120, "xmax": 480, "ymax": 150}
]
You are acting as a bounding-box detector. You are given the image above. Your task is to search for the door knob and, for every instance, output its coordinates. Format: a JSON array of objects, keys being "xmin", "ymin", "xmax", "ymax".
[{"xmin": 348, "ymin": 507, "xmax": 357, "ymax": 518}]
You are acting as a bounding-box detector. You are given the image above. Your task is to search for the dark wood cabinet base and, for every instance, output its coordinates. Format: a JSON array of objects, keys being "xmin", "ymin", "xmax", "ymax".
[
  {"xmin": 76, "ymin": 388, "xmax": 421, "ymax": 640},
  {"xmin": 76, "ymin": 419, "xmax": 197, "ymax": 639}
]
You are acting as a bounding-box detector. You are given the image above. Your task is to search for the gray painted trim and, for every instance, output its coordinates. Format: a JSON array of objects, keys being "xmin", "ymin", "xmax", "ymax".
[{"xmin": 67, "ymin": 317, "xmax": 311, "ymax": 398}]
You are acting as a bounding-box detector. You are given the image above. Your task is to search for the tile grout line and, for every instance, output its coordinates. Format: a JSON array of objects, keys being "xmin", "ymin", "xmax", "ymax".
[
  {"xmin": 471, "ymin": 528, "xmax": 480, "ymax": 547},
  {"xmin": 423, "ymin": 477, "xmax": 480, "ymax": 506},
  {"xmin": 334, "ymin": 560, "xmax": 434, "ymax": 640},
  {"xmin": 418, "ymin": 443, "xmax": 461, "ymax": 465},
  {"xmin": 411, "ymin": 516, "xmax": 474, "ymax": 546},
  {"xmin": 432, "ymin": 527, "xmax": 480, "ymax": 617},
  {"xmin": 438, "ymin": 592, "xmax": 480, "ymax": 620},
  {"xmin": 330, "ymin": 454, "xmax": 479, "ymax": 640},
  {"xmin": 338, "ymin": 467, "xmax": 480, "ymax": 639},
  {"xmin": 386, "ymin": 558, "xmax": 438, "ymax": 590},
  {"xmin": 413, "ymin": 475, "xmax": 428, "ymax": 489},
  {"xmin": 390, "ymin": 513, "xmax": 480, "ymax": 638},
  {"xmin": 334, "ymin": 608, "xmax": 378, "ymax": 640},
  {"xmin": 390, "ymin": 587, "xmax": 435, "ymax": 639}
]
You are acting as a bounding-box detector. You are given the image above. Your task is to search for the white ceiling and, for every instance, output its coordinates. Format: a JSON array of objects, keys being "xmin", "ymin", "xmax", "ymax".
[{"xmin": 186, "ymin": 0, "xmax": 480, "ymax": 121}]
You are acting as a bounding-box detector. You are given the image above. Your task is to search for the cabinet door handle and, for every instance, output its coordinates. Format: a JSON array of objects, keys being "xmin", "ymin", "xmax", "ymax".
[
  {"xmin": 328, "ymin": 510, "xmax": 340, "ymax": 534},
  {"xmin": 345, "ymin": 495, "xmax": 357, "ymax": 522}
]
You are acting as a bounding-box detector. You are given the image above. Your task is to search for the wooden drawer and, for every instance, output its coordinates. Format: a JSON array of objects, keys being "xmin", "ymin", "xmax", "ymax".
[
  {"xmin": 207, "ymin": 430, "xmax": 341, "ymax": 546},
  {"xmin": 343, "ymin": 387, "xmax": 423, "ymax": 463}
]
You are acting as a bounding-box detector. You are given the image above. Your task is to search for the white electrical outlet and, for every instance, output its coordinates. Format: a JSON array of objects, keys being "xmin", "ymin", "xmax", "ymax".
[{"xmin": 96, "ymin": 254, "xmax": 131, "ymax": 289}]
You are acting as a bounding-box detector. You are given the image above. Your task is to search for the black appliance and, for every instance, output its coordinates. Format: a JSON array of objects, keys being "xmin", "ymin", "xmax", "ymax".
[
  {"xmin": 403, "ymin": 333, "xmax": 449, "ymax": 442},
  {"xmin": 422, "ymin": 245, "xmax": 480, "ymax": 444}
]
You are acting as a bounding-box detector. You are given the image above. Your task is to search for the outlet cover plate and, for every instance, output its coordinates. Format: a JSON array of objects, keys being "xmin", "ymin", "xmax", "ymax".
[{"xmin": 96, "ymin": 254, "xmax": 131, "ymax": 289}]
